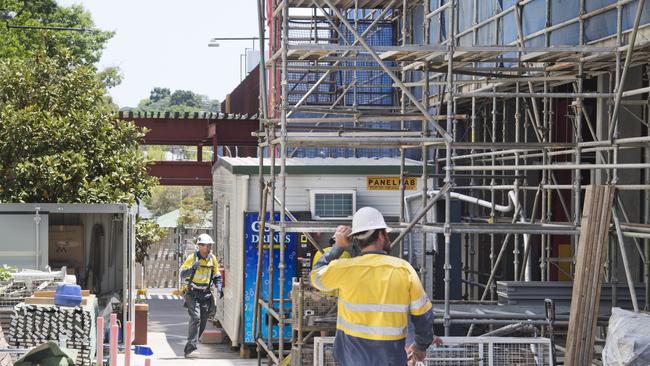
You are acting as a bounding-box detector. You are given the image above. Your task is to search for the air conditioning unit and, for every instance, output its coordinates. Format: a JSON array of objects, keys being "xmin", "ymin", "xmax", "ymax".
[{"xmin": 309, "ymin": 190, "xmax": 356, "ymax": 220}]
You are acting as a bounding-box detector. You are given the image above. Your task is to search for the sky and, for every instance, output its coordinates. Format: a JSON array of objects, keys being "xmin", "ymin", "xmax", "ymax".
[{"xmin": 56, "ymin": 0, "xmax": 259, "ymax": 108}]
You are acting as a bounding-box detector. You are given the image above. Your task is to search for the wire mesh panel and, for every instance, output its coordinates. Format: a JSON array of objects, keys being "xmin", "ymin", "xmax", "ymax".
[
  {"xmin": 314, "ymin": 337, "xmax": 338, "ymax": 366},
  {"xmin": 425, "ymin": 337, "xmax": 553, "ymax": 366},
  {"xmin": 0, "ymin": 279, "xmax": 57, "ymax": 308}
]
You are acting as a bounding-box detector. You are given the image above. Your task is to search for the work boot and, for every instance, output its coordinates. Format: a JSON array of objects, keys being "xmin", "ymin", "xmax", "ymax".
[{"xmin": 184, "ymin": 345, "xmax": 198, "ymax": 358}]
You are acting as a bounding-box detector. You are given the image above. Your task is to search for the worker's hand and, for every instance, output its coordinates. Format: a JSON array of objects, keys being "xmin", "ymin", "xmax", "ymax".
[
  {"xmin": 432, "ymin": 336, "xmax": 443, "ymax": 347},
  {"xmin": 218, "ymin": 289, "xmax": 224, "ymax": 299},
  {"xmin": 406, "ymin": 344, "xmax": 426, "ymax": 363},
  {"xmin": 334, "ymin": 225, "xmax": 352, "ymax": 249}
]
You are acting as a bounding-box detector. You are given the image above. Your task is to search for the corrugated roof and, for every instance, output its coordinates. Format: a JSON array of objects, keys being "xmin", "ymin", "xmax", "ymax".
[{"xmin": 214, "ymin": 157, "xmax": 431, "ymax": 175}]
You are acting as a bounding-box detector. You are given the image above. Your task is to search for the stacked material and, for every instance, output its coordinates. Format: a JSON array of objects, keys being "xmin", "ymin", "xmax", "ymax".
[
  {"xmin": 7, "ymin": 298, "xmax": 97, "ymax": 366},
  {"xmin": 497, "ymin": 281, "xmax": 645, "ymax": 309},
  {"xmin": 565, "ymin": 185, "xmax": 615, "ymax": 366}
]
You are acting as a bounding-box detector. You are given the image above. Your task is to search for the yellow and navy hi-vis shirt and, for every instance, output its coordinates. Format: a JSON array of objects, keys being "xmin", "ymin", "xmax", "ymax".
[
  {"xmin": 311, "ymin": 247, "xmax": 351, "ymax": 296},
  {"xmin": 180, "ymin": 252, "xmax": 219, "ymax": 291},
  {"xmin": 310, "ymin": 251, "xmax": 434, "ymax": 366}
]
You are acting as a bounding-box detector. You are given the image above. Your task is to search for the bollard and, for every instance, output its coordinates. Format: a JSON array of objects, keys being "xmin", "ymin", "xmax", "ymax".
[
  {"xmin": 109, "ymin": 323, "xmax": 118, "ymax": 366},
  {"xmin": 96, "ymin": 316, "xmax": 104, "ymax": 366},
  {"xmin": 124, "ymin": 321, "xmax": 132, "ymax": 366},
  {"xmin": 110, "ymin": 313, "xmax": 117, "ymax": 326}
]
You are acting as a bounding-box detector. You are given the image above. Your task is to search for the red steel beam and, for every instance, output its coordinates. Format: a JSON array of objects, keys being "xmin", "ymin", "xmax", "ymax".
[
  {"xmin": 126, "ymin": 117, "xmax": 210, "ymax": 145},
  {"xmin": 122, "ymin": 116, "xmax": 258, "ymax": 185},
  {"xmin": 208, "ymin": 119, "xmax": 259, "ymax": 146},
  {"xmin": 148, "ymin": 161, "xmax": 212, "ymax": 186},
  {"xmin": 124, "ymin": 116, "xmax": 258, "ymax": 146}
]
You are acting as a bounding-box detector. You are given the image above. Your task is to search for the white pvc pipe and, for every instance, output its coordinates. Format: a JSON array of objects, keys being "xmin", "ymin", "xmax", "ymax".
[{"xmin": 405, "ymin": 190, "xmax": 532, "ymax": 280}]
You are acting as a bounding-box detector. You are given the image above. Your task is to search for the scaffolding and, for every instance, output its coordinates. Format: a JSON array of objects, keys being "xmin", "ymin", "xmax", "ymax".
[{"xmin": 254, "ymin": 0, "xmax": 650, "ymax": 363}]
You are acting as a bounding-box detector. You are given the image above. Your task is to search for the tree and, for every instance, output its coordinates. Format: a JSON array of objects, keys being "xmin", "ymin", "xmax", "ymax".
[
  {"xmin": 178, "ymin": 195, "xmax": 212, "ymax": 228},
  {"xmin": 0, "ymin": 0, "xmax": 113, "ymax": 64},
  {"xmin": 0, "ymin": 50, "xmax": 157, "ymax": 203},
  {"xmin": 145, "ymin": 186, "xmax": 211, "ymax": 217},
  {"xmin": 135, "ymin": 217, "xmax": 166, "ymax": 264},
  {"xmin": 149, "ymin": 87, "xmax": 170, "ymax": 102},
  {"xmin": 130, "ymin": 87, "xmax": 220, "ymax": 114},
  {"xmin": 169, "ymin": 90, "xmax": 200, "ymax": 107}
]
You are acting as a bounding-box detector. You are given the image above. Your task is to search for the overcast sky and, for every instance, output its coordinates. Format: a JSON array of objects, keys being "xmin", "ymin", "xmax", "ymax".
[{"xmin": 57, "ymin": 0, "xmax": 259, "ymax": 108}]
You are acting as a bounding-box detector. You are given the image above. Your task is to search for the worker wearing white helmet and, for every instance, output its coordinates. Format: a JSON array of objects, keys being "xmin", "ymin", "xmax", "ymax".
[
  {"xmin": 310, "ymin": 207, "xmax": 439, "ymax": 365},
  {"xmin": 180, "ymin": 233, "xmax": 222, "ymax": 358}
]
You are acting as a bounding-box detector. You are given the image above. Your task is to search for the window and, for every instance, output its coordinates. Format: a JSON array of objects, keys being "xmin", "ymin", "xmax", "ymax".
[{"xmin": 310, "ymin": 190, "xmax": 356, "ymax": 220}]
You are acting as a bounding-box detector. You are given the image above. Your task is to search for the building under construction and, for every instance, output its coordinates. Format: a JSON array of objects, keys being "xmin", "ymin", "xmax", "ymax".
[{"xmin": 250, "ymin": 0, "xmax": 650, "ymax": 364}]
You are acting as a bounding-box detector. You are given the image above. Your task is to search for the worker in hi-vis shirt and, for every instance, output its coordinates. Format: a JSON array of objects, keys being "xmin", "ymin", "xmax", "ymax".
[
  {"xmin": 311, "ymin": 207, "xmax": 440, "ymax": 365},
  {"xmin": 179, "ymin": 233, "xmax": 222, "ymax": 358}
]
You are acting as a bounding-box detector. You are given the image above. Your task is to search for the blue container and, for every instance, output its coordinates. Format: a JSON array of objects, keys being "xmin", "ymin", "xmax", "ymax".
[{"xmin": 54, "ymin": 283, "xmax": 82, "ymax": 307}]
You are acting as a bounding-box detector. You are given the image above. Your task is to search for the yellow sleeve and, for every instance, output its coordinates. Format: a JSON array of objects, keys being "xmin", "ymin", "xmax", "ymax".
[
  {"xmin": 310, "ymin": 260, "xmax": 342, "ymax": 292},
  {"xmin": 180, "ymin": 253, "xmax": 195, "ymax": 271},
  {"xmin": 407, "ymin": 265, "xmax": 432, "ymax": 316}
]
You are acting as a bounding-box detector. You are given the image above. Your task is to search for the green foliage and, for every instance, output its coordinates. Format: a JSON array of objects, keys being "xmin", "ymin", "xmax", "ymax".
[
  {"xmin": 135, "ymin": 217, "xmax": 166, "ymax": 264},
  {"xmin": 145, "ymin": 186, "xmax": 211, "ymax": 217},
  {"xmin": 178, "ymin": 195, "xmax": 212, "ymax": 228},
  {"xmin": 131, "ymin": 87, "xmax": 220, "ymax": 114},
  {"xmin": 0, "ymin": 51, "xmax": 157, "ymax": 203},
  {"xmin": 0, "ymin": 0, "xmax": 113, "ymax": 64},
  {"xmin": 0, "ymin": 265, "xmax": 15, "ymax": 281},
  {"xmin": 149, "ymin": 87, "xmax": 170, "ymax": 102}
]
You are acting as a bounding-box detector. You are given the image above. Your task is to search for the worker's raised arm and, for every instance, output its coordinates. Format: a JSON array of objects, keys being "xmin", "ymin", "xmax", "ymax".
[
  {"xmin": 312, "ymin": 225, "xmax": 352, "ymax": 271},
  {"xmin": 179, "ymin": 253, "xmax": 198, "ymax": 279},
  {"xmin": 407, "ymin": 265, "xmax": 435, "ymax": 352}
]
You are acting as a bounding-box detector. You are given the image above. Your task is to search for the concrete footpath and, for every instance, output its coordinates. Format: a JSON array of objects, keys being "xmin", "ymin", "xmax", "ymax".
[{"xmin": 120, "ymin": 288, "xmax": 258, "ymax": 366}]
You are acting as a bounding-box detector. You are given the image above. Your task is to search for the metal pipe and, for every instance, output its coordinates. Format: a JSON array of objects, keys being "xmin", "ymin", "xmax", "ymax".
[
  {"xmin": 456, "ymin": 92, "xmax": 617, "ymax": 99},
  {"xmin": 443, "ymin": 0, "xmax": 456, "ymax": 337},
  {"xmin": 252, "ymin": 186, "xmax": 268, "ymax": 343},
  {"xmin": 608, "ymin": 0, "xmax": 647, "ymax": 139},
  {"xmin": 479, "ymin": 205, "xmax": 523, "ymax": 302},
  {"xmin": 613, "ymin": 206, "xmax": 640, "ymax": 312},
  {"xmin": 448, "ymin": 163, "xmax": 650, "ymax": 171},
  {"xmin": 391, "ymin": 183, "xmax": 451, "ymax": 249},
  {"xmin": 277, "ymin": 3, "xmax": 289, "ymax": 359},
  {"xmin": 519, "ymin": 187, "xmax": 542, "ymax": 282}
]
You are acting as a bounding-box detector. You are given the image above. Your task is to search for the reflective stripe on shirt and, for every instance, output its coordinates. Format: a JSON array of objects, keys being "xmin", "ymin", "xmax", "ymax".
[
  {"xmin": 340, "ymin": 300, "xmax": 409, "ymax": 313},
  {"xmin": 312, "ymin": 267, "xmax": 331, "ymax": 292},
  {"xmin": 337, "ymin": 316, "xmax": 407, "ymax": 337},
  {"xmin": 410, "ymin": 295, "xmax": 430, "ymax": 312}
]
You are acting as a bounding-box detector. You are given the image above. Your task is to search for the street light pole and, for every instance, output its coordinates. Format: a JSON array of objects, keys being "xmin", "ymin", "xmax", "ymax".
[{"xmin": 208, "ymin": 36, "xmax": 268, "ymax": 50}]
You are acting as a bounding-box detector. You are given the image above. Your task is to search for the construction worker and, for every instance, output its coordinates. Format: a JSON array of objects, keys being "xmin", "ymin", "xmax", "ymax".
[
  {"xmin": 180, "ymin": 233, "xmax": 222, "ymax": 358},
  {"xmin": 311, "ymin": 207, "xmax": 438, "ymax": 365}
]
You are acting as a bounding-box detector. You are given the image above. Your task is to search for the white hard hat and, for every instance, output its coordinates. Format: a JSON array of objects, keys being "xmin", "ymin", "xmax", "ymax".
[
  {"xmin": 349, "ymin": 207, "xmax": 391, "ymax": 237},
  {"xmin": 197, "ymin": 233, "xmax": 215, "ymax": 245}
]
